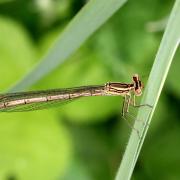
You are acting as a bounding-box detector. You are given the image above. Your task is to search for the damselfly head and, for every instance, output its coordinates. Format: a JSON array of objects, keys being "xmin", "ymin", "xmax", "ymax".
[{"xmin": 132, "ymin": 74, "xmax": 143, "ymax": 96}]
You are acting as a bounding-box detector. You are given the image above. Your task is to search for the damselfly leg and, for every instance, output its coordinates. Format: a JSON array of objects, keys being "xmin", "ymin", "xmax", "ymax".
[
  {"xmin": 131, "ymin": 94, "xmax": 153, "ymax": 108},
  {"xmin": 121, "ymin": 94, "xmax": 141, "ymax": 138},
  {"xmin": 121, "ymin": 93, "xmax": 152, "ymax": 138}
]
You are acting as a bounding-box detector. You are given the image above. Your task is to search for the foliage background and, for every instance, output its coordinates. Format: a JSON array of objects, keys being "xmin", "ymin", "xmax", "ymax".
[{"xmin": 0, "ymin": 0, "xmax": 179, "ymax": 180}]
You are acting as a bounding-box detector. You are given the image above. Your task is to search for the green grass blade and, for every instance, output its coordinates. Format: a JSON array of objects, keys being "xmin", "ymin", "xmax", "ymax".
[
  {"xmin": 115, "ymin": 0, "xmax": 180, "ymax": 179},
  {"xmin": 10, "ymin": 0, "xmax": 127, "ymax": 92}
]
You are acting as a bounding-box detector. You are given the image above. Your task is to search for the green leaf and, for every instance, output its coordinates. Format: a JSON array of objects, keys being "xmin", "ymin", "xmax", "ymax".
[
  {"xmin": 0, "ymin": 111, "xmax": 72, "ymax": 180},
  {"xmin": 0, "ymin": 17, "xmax": 36, "ymax": 91}
]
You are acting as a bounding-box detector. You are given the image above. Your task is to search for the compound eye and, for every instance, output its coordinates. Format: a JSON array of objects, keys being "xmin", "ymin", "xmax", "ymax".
[{"xmin": 133, "ymin": 73, "xmax": 139, "ymax": 80}]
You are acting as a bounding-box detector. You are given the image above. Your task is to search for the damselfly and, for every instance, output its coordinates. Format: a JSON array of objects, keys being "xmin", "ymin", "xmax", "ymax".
[{"xmin": 0, "ymin": 74, "xmax": 148, "ymax": 114}]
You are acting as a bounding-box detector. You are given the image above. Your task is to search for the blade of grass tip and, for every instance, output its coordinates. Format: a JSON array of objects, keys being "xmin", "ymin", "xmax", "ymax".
[
  {"xmin": 9, "ymin": 0, "xmax": 127, "ymax": 93},
  {"xmin": 115, "ymin": 0, "xmax": 180, "ymax": 179}
]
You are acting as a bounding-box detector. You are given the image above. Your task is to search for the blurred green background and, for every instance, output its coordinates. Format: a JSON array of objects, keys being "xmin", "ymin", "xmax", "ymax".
[{"xmin": 0, "ymin": 0, "xmax": 179, "ymax": 180}]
